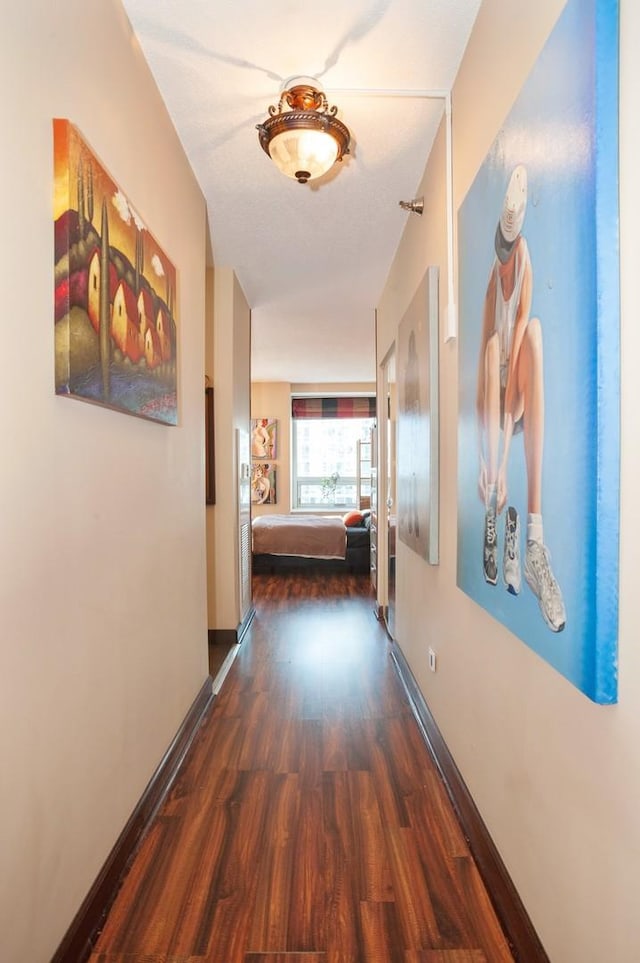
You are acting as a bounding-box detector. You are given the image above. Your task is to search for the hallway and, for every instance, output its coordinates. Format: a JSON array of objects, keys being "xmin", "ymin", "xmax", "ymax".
[{"xmin": 90, "ymin": 571, "xmax": 514, "ymax": 962}]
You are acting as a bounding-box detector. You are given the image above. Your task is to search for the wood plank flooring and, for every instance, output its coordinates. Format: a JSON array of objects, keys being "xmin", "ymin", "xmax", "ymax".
[{"xmin": 90, "ymin": 571, "xmax": 514, "ymax": 963}]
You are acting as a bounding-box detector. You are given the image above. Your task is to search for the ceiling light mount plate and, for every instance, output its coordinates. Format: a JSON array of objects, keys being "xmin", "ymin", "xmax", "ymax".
[{"xmin": 257, "ymin": 79, "xmax": 350, "ymax": 184}]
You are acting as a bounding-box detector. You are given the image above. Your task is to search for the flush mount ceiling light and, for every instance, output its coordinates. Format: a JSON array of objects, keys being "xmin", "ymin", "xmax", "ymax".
[{"xmin": 256, "ymin": 80, "xmax": 350, "ymax": 184}]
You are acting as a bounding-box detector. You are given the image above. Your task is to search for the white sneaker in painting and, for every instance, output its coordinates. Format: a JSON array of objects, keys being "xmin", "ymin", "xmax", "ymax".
[
  {"xmin": 503, "ymin": 506, "xmax": 521, "ymax": 595},
  {"xmin": 483, "ymin": 507, "xmax": 498, "ymax": 586},
  {"xmin": 524, "ymin": 539, "xmax": 566, "ymax": 633}
]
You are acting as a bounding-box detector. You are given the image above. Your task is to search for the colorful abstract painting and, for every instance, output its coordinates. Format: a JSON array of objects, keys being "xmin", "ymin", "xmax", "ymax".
[
  {"xmin": 54, "ymin": 120, "xmax": 178, "ymax": 424},
  {"xmin": 251, "ymin": 463, "xmax": 277, "ymax": 505},
  {"xmin": 457, "ymin": 0, "xmax": 619, "ymax": 703}
]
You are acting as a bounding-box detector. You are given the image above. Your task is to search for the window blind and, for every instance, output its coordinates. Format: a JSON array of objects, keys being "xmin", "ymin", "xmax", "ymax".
[{"xmin": 291, "ymin": 396, "xmax": 376, "ymax": 419}]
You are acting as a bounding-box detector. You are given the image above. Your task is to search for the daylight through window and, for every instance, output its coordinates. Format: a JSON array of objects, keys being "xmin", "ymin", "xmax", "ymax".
[{"xmin": 291, "ymin": 403, "xmax": 375, "ymax": 510}]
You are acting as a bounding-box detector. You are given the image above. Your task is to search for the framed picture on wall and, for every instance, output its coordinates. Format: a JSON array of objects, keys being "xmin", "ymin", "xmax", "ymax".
[
  {"xmin": 397, "ymin": 265, "xmax": 439, "ymax": 564},
  {"xmin": 456, "ymin": 0, "xmax": 619, "ymax": 704},
  {"xmin": 205, "ymin": 385, "xmax": 215, "ymax": 505},
  {"xmin": 251, "ymin": 418, "xmax": 277, "ymax": 460},
  {"xmin": 53, "ymin": 119, "xmax": 178, "ymax": 424},
  {"xmin": 251, "ymin": 463, "xmax": 277, "ymax": 505}
]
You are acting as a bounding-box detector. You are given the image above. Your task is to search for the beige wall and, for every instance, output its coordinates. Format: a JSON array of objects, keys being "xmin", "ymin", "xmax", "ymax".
[
  {"xmin": 210, "ymin": 267, "xmax": 251, "ymax": 629},
  {"xmin": 0, "ymin": 4, "xmax": 209, "ymax": 961},
  {"xmin": 377, "ymin": 1, "xmax": 640, "ymax": 961},
  {"xmin": 250, "ymin": 382, "xmax": 376, "ymax": 516},
  {"xmin": 205, "ymin": 265, "xmax": 217, "ymax": 622}
]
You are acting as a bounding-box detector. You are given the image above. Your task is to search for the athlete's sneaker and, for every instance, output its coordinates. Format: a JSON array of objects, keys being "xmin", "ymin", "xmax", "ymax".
[
  {"xmin": 524, "ymin": 540, "xmax": 566, "ymax": 632},
  {"xmin": 483, "ymin": 507, "xmax": 498, "ymax": 585},
  {"xmin": 503, "ymin": 506, "xmax": 521, "ymax": 595}
]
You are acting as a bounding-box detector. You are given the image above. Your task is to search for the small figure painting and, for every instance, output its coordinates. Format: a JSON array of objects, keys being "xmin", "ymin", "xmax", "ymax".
[
  {"xmin": 251, "ymin": 418, "xmax": 277, "ymax": 459},
  {"xmin": 251, "ymin": 463, "xmax": 277, "ymax": 505}
]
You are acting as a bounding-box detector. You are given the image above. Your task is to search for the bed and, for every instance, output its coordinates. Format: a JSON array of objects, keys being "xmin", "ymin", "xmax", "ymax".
[{"xmin": 252, "ymin": 511, "xmax": 371, "ymax": 574}]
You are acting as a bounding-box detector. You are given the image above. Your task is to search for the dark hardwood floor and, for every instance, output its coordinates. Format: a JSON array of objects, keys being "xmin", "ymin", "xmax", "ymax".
[
  {"xmin": 209, "ymin": 639, "xmax": 235, "ymax": 680},
  {"xmin": 90, "ymin": 570, "xmax": 513, "ymax": 963}
]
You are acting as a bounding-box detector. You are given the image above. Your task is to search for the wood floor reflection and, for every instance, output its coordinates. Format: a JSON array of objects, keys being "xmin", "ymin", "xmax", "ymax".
[{"xmin": 90, "ymin": 570, "xmax": 513, "ymax": 963}]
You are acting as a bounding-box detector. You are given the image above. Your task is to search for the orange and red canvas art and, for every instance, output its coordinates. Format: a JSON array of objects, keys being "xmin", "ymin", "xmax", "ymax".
[{"xmin": 53, "ymin": 119, "xmax": 178, "ymax": 424}]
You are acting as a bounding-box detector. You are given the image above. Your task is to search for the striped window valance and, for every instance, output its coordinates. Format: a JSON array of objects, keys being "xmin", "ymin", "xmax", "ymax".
[{"xmin": 291, "ymin": 396, "xmax": 376, "ymax": 419}]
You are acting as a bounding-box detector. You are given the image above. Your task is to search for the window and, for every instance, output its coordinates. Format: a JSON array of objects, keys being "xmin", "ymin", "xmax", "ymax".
[{"xmin": 291, "ymin": 404, "xmax": 375, "ymax": 510}]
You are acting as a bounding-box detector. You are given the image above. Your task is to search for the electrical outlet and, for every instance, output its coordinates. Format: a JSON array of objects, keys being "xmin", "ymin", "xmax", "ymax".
[{"xmin": 428, "ymin": 647, "xmax": 437, "ymax": 672}]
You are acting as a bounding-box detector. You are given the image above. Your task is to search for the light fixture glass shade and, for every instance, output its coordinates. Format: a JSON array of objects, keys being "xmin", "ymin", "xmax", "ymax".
[
  {"xmin": 257, "ymin": 82, "xmax": 350, "ymax": 184},
  {"xmin": 268, "ymin": 128, "xmax": 339, "ymax": 183}
]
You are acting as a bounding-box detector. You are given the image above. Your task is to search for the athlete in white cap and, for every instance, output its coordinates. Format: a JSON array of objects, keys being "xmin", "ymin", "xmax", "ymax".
[{"xmin": 476, "ymin": 164, "xmax": 566, "ymax": 632}]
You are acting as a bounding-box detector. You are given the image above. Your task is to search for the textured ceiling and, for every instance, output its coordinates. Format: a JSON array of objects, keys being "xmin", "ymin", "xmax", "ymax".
[{"xmin": 120, "ymin": 0, "xmax": 481, "ymax": 383}]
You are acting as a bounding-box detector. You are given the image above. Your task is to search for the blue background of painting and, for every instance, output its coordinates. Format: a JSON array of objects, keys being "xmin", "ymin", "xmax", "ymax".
[{"xmin": 456, "ymin": 0, "xmax": 619, "ymax": 702}]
